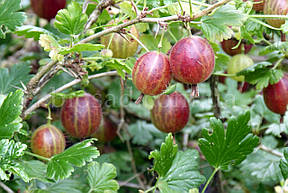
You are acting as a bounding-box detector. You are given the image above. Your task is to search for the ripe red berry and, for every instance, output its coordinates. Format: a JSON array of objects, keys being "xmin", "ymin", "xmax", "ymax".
[
  {"xmin": 132, "ymin": 51, "xmax": 172, "ymax": 96},
  {"xmin": 100, "ymin": 22, "xmax": 139, "ymax": 59},
  {"xmin": 169, "ymin": 36, "xmax": 215, "ymax": 84},
  {"xmin": 221, "ymin": 39, "xmax": 252, "ymax": 56},
  {"xmin": 264, "ymin": 0, "xmax": 288, "ymax": 28},
  {"xmin": 61, "ymin": 93, "xmax": 102, "ymax": 138},
  {"xmin": 91, "ymin": 116, "xmax": 117, "ymax": 142},
  {"xmin": 30, "ymin": 0, "xmax": 66, "ymax": 21},
  {"xmin": 151, "ymin": 92, "xmax": 190, "ymax": 133},
  {"xmin": 31, "ymin": 124, "xmax": 65, "ymax": 158},
  {"xmin": 263, "ymin": 74, "xmax": 288, "ymax": 115}
]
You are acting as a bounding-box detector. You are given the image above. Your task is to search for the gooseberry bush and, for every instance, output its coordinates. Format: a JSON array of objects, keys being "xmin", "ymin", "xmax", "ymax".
[{"xmin": 2, "ymin": 0, "xmax": 288, "ymax": 192}]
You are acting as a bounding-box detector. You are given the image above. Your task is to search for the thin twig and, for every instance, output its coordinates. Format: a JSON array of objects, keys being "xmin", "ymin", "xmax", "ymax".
[
  {"xmin": 23, "ymin": 71, "xmax": 118, "ymax": 118},
  {"xmin": 78, "ymin": 0, "xmax": 232, "ymax": 44},
  {"xmin": 258, "ymin": 144, "xmax": 283, "ymax": 158},
  {"xmin": 118, "ymin": 181, "xmax": 143, "ymax": 189},
  {"xmin": 23, "ymin": 61, "xmax": 57, "ymax": 111},
  {"xmin": 117, "ymin": 78, "xmax": 125, "ymax": 141},
  {"xmin": 0, "ymin": 182, "xmax": 14, "ymax": 193},
  {"xmin": 210, "ymin": 75, "xmax": 221, "ymax": 119},
  {"xmin": 125, "ymin": 133, "xmax": 146, "ymax": 189}
]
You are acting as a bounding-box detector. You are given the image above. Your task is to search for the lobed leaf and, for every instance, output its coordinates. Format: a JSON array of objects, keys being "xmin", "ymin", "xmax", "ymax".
[
  {"xmin": 0, "ymin": 139, "xmax": 27, "ymax": 181},
  {"xmin": 199, "ymin": 112, "xmax": 259, "ymax": 169},
  {"xmin": 0, "ymin": 0, "xmax": 26, "ymax": 38},
  {"xmin": 237, "ymin": 62, "xmax": 284, "ymax": 90},
  {"xmin": 16, "ymin": 25, "xmax": 54, "ymax": 40},
  {"xmin": 201, "ymin": 4, "xmax": 246, "ymax": 42},
  {"xmin": 87, "ymin": 162, "xmax": 119, "ymax": 193},
  {"xmin": 280, "ymin": 148, "xmax": 288, "ymax": 179},
  {"xmin": 0, "ymin": 90, "xmax": 24, "ymax": 139},
  {"xmin": 0, "ymin": 63, "xmax": 32, "ymax": 94},
  {"xmin": 47, "ymin": 139, "xmax": 99, "ymax": 181},
  {"xmin": 158, "ymin": 150, "xmax": 205, "ymax": 192},
  {"xmin": 54, "ymin": 1, "xmax": 88, "ymax": 35}
]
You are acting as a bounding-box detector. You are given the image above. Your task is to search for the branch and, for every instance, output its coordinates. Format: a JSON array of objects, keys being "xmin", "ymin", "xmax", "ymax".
[
  {"xmin": 84, "ymin": 0, "xmax": 114, "ymax": 32},
  {"xmin": 22, "ymin": 61, "xmax": 57, "ymax": 114},
  {"xmin": 23, "ymin": 71, "xmax": 118, "ymax": 118},
  {"xmin": 79, "ymin": 0, "xmax": 232, "ymax": 44},
  {"xmin": 258, "ymin": 144, "xmax": 283, "ymax": 158},
  {"xmin": 0, "ymin": 182, "xmax": 14, "ymax": 193},
  {"xmin": 209, "ymin": 75, "xmax": 221, "ymax": 119}
]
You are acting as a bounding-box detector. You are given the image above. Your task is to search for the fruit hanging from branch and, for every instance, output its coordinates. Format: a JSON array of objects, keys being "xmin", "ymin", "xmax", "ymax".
[
  {"xmin": 31, "ymin": 124, "xmax": 66, "ymax": 158},
  {"xmin": 169, "ymin": 36, "xmax": 215, "ymax": 85},
  {"xmin": 221, "ymin": 39, "xmax": 253, "ymax": 56},
  {"xmin": 227, "ymin": 54, "xmax": 254, "ymax": 82},
  {"xmin": 263, "ymin": 74, "xmax": 288, "ymax": 115},
  {"xmin": 243, "ymin": 0, "xmax": 265, "ymax": 12},
  {"xmin": 91, "ymin": 116, "xmax": 118, "ymax": 142},
  {"xmin": 100, "ymin": 22, "xmax": 139, "ymax": 59},
  {"xmin": 61, "ymin": 93, "xmax": 102, "ymax": 138},
  {"xmin": 30, "ymin": 0, "xmax": 66, "ymax": 21},
  {"xmin": 264, "ymin": 0, "xmax": 288, "ymax": 28},
  {"xmin": 132, "ymin": 51, "xmax": 172, "ymax": 97},
  {"xmin": 151, "ymin": 92, "xmax": 190, "ymax": 133}
]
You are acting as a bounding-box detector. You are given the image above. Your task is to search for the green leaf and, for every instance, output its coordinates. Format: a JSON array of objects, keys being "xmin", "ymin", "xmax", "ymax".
[
  {"xmin": 157, "ymin": 181, "xmax": 180, "ymax": 193},
  {"xmin": 119, "ymin": 1, "xmax": 136, "ymax": 19},
  {"xmin": 34, "ymin": 180, "xmax": 83, "ymax": 193},
  {"xmin": 54, "ymin": 1, "xmax": 88, "ymax": 35},
  {"xmin": 59, "ymin": 43, "xmax": 104, "ymax": 55},
  {"xmin": 241, "ymin": 147, "xmax": 283, "ymax": 184},
  {"xmin": 265, "ymin": 111, "xmax": 288, "ymax": 137},
  {"xmin": 0, "ymin": 0, "xmax": 26, "ymax": 38},
  {"xmin": 140, "ymin": 34, "xmax": 171, "ymax": 53},
  {"xmin": 128, "ymin": 120, "xmax": 165, "ymax": 145},
  {"xmin": 19, "ymin": 160, "xmax": 49, "ymax": 182},
  {"xmin": 237, "ymin": 62, "xmax": 284, "ymax": 90},
  {"xmin": 149, "ymin": 133, "xmax": 178, "ymax": 177},
  {"xmin": 0, "ymin": 63, "xmax": 32, "ymax": 94},
  {"xmin": 158, "ymin": 150, "xmax": 205, "ymax": 192},
  {"xmin": 201, "ymin": 4, "xmax": 246, "ymax": 42},
  {"xmin": 252, "ymin": 95, "xmax": 280, "ymax": 124},
  {"xmin": 15, "ymin": 25, "xmax": 54, "ymax": 40},
  {"xmin": 87, "ymin": 162, "xmax": 119, "ymax": 193},
  {"xmin": 280, "ymin": 148, "xmax": 288, "ymax": 179},
  {"xmin": 199, "ymin": 112, "xmax": 259, "ymax": 169},
  {"xmin": 104, "ymin": 59, "xmax": 132, "ymax": 79},
  {"xmin": 0, "ymin": 90, "xmax": 23, "ymax": 139},
  {"xmin": 0, "ymin": 139, "xmax": 27, "ymax": 181},
  {"xmin": 47, "ymin": 139, "xmax": 99, "ymax": 181}
]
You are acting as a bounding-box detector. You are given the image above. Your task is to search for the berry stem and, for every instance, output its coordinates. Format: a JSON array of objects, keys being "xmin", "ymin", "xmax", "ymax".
[
  {"xmin": 248, "ymin": 18, "xmax": 281, "ymax": 31},
  {"xmin": 46, "ymin": 102, "xmax": 52, "ymax": 125},
  {"xmin": 157, "ymin": 30, "xmax": 165, "ymax": 50},
  {"xmin": 107, "ymin": 33, "xmax": 115, "ymax": 50},
  {"xmin": 135, "ymin": 93, "xmax": 145, "ymax": 104},
  {"xmin": 272, "ymin": 57, "xmax": 284, "ymax": 70},
  {"xmin": 172, "ymin": 133, "xmax": 176, "ymax": 145},
  {"xmin": 191, "ymin": 84, "xmax": 199, "ymax": 98},
  {"xmin": 127, "ymin": 33, "xmax": 150, "ymax": 52},
  {"xmin": 177, "ymin": 0, "xmax": 184, "ymax": 15},
  {"xmin": 25, "ymin": 151, "xmax": 50, "ymax": 162},
  {"xmin": 189, "ymin": 0, "xmax": 193, "ymax": 18}
]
